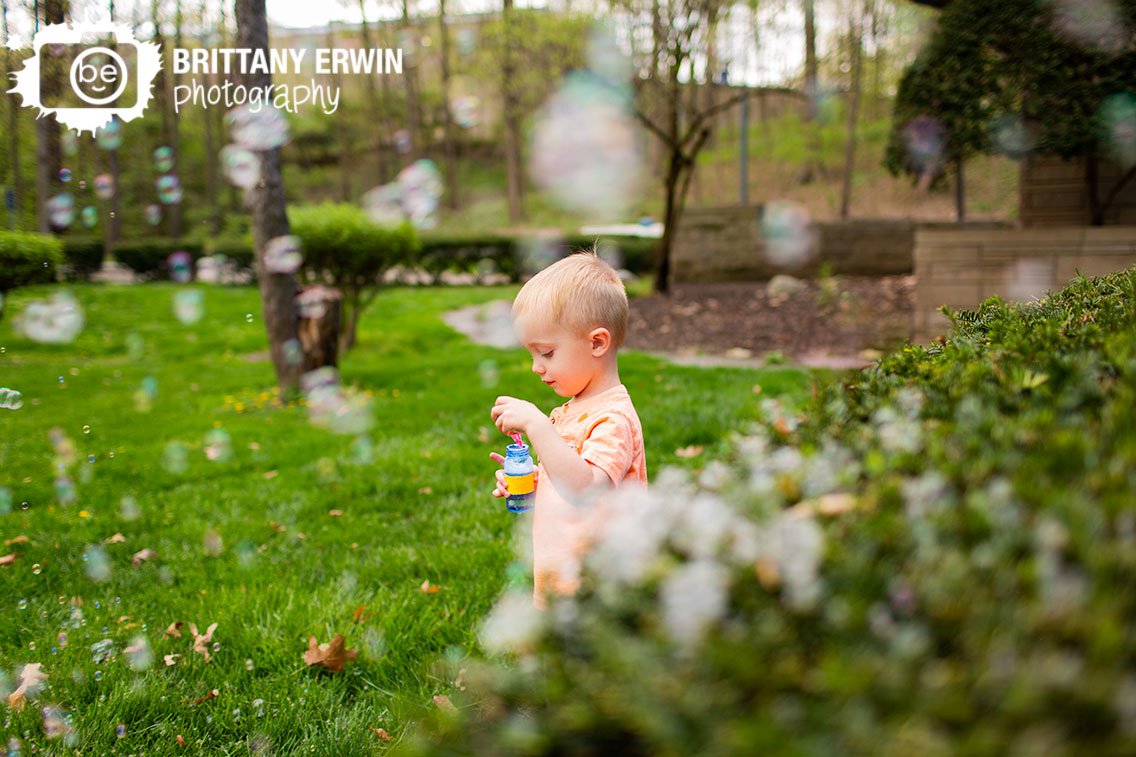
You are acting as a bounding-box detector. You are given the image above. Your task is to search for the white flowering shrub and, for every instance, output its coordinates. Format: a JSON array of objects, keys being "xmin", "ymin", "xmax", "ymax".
[{"xmin": 404, "ymin": 269, "xmax": 1136, "ymax": 755}]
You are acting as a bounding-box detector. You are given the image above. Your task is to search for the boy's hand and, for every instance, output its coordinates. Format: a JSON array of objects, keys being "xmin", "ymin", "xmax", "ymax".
[
  {"xmin": 489, "ymin": 452, "xmax": 539, "ymax": 498},
  {"xmin": 490, "ymin": 396, "xmax": 545, "ymax": 437}
]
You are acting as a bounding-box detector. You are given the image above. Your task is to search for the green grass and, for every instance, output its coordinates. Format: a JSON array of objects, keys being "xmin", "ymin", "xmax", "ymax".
[{"xmin": 0, "ymin": 282, "xmax": 819, "ymax": 754}]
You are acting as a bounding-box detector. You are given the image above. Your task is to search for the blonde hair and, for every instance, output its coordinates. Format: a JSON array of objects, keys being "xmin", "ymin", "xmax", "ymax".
[{"xmin": 512, "ymin": 250, "xmax": 628, "ymax": 348}]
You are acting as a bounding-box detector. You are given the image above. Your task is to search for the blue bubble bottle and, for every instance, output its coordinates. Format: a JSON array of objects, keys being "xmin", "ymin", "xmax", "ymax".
[{"xmin": 504, "ymin": 443, "xmax": 535, "ymax": 513}]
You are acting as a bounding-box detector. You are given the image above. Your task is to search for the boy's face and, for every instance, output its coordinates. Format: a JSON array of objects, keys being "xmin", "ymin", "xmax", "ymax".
[{"xmin": 513, "ymin": 315, "xmax": 602, "ymax": 398}]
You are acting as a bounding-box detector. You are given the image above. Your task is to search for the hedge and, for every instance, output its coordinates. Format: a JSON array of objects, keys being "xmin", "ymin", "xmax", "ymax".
[
  {"xmin": 0, "ymin": 231, "xmax": 63, "ymax": 296},
  {"xmin": 112, "ymin": 239, "xmax": 206, "ymax": 279},
  {"xmin": 59, "ymin": 237, "xmax": 105, "ymax": 281},
  {"xmin": 404, "ymin": 265, "xmax": 1136, "ymax": 755}
]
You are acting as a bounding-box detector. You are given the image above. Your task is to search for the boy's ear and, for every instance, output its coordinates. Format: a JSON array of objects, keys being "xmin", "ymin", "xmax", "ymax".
[{"xmin": 589, "ymin": 327, "xmax": 612, "ymax": 356}]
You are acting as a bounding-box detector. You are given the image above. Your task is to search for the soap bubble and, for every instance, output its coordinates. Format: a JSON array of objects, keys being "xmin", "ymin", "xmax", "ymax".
[
  {"xmin": 42, "ymin": 705, "xmax": 76, "ymax": 744},
  {"xmin": 168, "ymin": 251, "xmax": 193, "ymax": 283},
  {"xmin": 62, "ymin": 130, "xmax": 79, "ymax": 156},
  {"xmin": 0, "ymin": 486, "xmax": 12, "ymax": 513},
  {"xmin": 399, "ymin": 159, "xmax": 443, "ymax": 229},
  {"xmin": 264, "ymin": 235, "xmax": 303, "ymax": 274},
  {"xmin": 162, "ymin": 440, "xmax": 188, "ymax": 474},
  {"xmin": 58, "ymin": 168, "xmax": 72, "ymax": 182},
  {"xmin": 451, "ymin": 95, "xmax": 480, "ymax": 129},
  {"xmin": 120, "ymin": 494, "xmax": 141, "ymax": 521},
  {"xmin": 394, "ymin": 129, "xmax": 412, "ymax": 155},
  {"xmin": 173, "ymin": 290, "xmax": 204, "ymax": 325},
  {"xmin": 93, "ymin": 173, "xmax": 114, "ymax": 200},
  {"xmin": 760, "ymin": 200, "xmax": 817, "ymax": 268},
  {"xmin": 1099, "ymin": 93, "xmax": 1136, "ymax": 169},
  {"xmin": 54, "ymin": 475, "xmax": 76, "ymax": 504},
  {"xmin": 283, "ymin": 338, "xmax": 303, "ymax": 366},
  {"xmin": 96, "ymin": 119, "xmax": 123, "ymax": 150},
  {"xmin": 0, "ymin": 388, "xmax": 19, "ymax": 410},
  {"xmin": 1005, "ymin": 259, "xmax": 1054, "ymax": 302},
  {"xmin": 144, "ymin": 204, "xmax": 162, "ymax": 225},
  {"xmin": 47, "ymin": 193, "xmax": 76, "ymax": 228},
  {"xmin": 478, "ymin": 359, "xmax": 500, "ymax": 388},
  {"xmin": 204, "ymin": 429, "xmax": 232, "ymax": 462},
  {"xmin": 361, "ymin": 183, "xmax": 405, "ymax": 227},
  {"xmin": 517, "ymin": 235, "xmax": 561, "ymax": 276},
  {"xmin": 901, "ymin": 115, "xmax": 945, "ymax": 175},
  {"xmin": 1050, "ymin": 0, "xmax": 1128, "ymax": 55},
  {"xmin": 456, "ymin": 28, "xmax": 476, "ymax": 55},
  {"xmin": 156, "ymin": 174, "xmax": 183, "ymax": 205},
  {"xmin": 15, "ymin": 291, "xmax": 85, "ymax": 344},
  {"xmin": 203, "ymin": 528, "xmax": 223, "ymax": 556},
  {"xmin": 529, "ymin": 71, "xmax": 643, "ymax": 220},
  {"xmin": 226, "ymin": 105, "xmax": 291, "ymax": 151},
  {"xmin": 221, "ymin": 145, "xmax": 260, "ymax": 189},
  {"xmin": 301, "ymin": 367, "xmax": 374, "ymax": 435},
  {"xmin": 989, "ymin": 114, "xmax": 1036, "ymax": 160},
  {"xmin": 125, "ymin": 635, "xmax": 153, "ymax": 671},
  {"xmin": 91, "ymin": 638, "xmax": 115, "ymax": 664},
  {"xmin": 153, "ymin": 145, "xmax": 175, "ymax": 173},
  {"xmin": 81, "ymin": 206, "xmax": 98, "ymax": 228},
  {"xmin": 116, "ymin": 724, "xmax": 127, "ymax": 739},
  {"xmin": 83, "ymin": 545, "xmax": 111, "ymax": 583}
]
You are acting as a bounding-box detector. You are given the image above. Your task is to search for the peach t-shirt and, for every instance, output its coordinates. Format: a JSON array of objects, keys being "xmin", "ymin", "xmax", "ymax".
[{"xmin": 532, "ymin": 383, "xmax": 647, "ymax": 604}]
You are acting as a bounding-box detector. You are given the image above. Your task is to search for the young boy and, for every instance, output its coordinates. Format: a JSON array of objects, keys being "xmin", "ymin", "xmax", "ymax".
[{"xmin": 489, "ymin": 251, "xmax": 648, "ymax": 607}]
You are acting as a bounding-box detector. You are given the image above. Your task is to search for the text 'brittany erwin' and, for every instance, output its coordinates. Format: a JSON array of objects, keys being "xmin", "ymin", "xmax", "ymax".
[{"xmin": 171, "ymin": 47, "xmax": 404, "ymax": 76}]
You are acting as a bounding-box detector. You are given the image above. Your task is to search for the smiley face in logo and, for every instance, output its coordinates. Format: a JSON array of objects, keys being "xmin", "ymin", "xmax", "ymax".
[{"xmin": 70, "ymin": 46, "xmax": 129, "ymax": 106}]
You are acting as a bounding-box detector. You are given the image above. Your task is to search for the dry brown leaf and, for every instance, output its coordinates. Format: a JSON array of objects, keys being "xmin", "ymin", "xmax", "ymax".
[
  {"xmin": 328, "ymin": 509, "xmax": 343, "ymax": 517},
  {"xmin": 104, "ymin": 532, "xmax": 127, "ymax": 544},
  {"xmin": 164, "ymin": 654, "xmax": 181, "ymax": 667},
  {"xmin": 417, "ymin": 487, "xmax": 433, "ymax": 495},
  {"xmin": 166, "ymin": 621, "xmax": 184, "ymax": 638},
  {"xmin": 132, "ymin": 548, "xmax": 156, "ymax": 566},
  {"xmin": 268, "ymin": 521, "xmax": 286, "ymax": 533},
  {"xmin": 190, "ymin": 622, "xmax": 218, "ymax": 660},
  {"xmin": 370, "ymin": 727, "xmax": 391, "ymax": 741},
  {"xmin": 263, "ymin": 470, "xmax": 278, "ymax": 479},
  {"xmin": 4, "ymin": 535, "xmax": 29, "ymax": 546},
  {"xmin": 176, "ymin": 734, "xmax": 186, "ymax": 747},
  {"xmin": 352, "ymin": 604, "xmax": 369, "ymax": 624},
  {"xmin": 815, "ymin": 492, "xmax": 857, "ymax": 516},
  {"xmin": 420, "ymin": 579, "xmax": 439, "ymax": 594},
  {"xmin": 0, "ymin": 553, "xmax": 17, "ymax": 566},
  {"xmin": 755, "ymin": 557, "xmax": 781, "ymax": 590},
  {"xmin": 433, "ymin": 694, "xmax": 457, "ymax": 712},
  {"xmin": 6, "ymin": 663, "xmax": 47, "ymax": 711},
  {"xmin": 192, "ymin": 688, "xmax": 220, "ymax": 705},
  {"xmin": 674, "ymin": 445, "xmax": 703, "ymax": 459},
  {"xmin": 303, "ymin": 634, "xmax": 358, "ymax": 673}
]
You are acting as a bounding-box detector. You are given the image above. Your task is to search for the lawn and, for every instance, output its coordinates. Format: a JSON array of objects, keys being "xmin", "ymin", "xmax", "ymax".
[{"xmin": 0, "ymin": 282, "xmax": 821, "ymax": 754}]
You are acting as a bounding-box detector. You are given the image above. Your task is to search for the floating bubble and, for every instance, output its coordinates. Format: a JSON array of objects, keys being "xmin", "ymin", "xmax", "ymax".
[
  {"xmin": 203, "ymin": 528, "xmax": 224, "ymax": 556},
  {"xmin": 47, "ymin": 193, "xmax": 76, "ymax": 228},
  {"xmin": 0, "ymin": 486, "xmax": 11, "ymax": 513},
  {"xmin": 15, "ymin": 292, "xmax": 85, "ymax": 344},
  {"xmin": 1005, "ymin": 258, "xmax": 1054, "ymax": 301},
  {"xmin": 245, "ymin": 313, "xmax": 254, "ymax": 323},
  {"xmin": 153, "ymin": 145, "xmax": 175, "ymax": 173},
  {"xmin": 168, "ymin": 251, "xmax": 193, "ymax": 283},
  {"xmin": 901, "ymin": 115, "xmax": 945, "ymax": 175},
  {"xmin": 83, "ymin": 545, "xmax": 111, "ymax": 583},
  {"xmin": 81, "ymin": 205, "xmax": 98, "ymax": 228},
  {"xmin": 54, "ymin": 475, "xmax": 76, "ymax": 504},
  {"xmin": 1099, "ymin": 93, "xmax": 1136, "ymax": 169},
  {"xmin": 96, "ymin": 119, "xmax": 123, "ymax": 150},
  {"xmin": 529, "ymin": 71, "xmax": 643, "ymax": 220},
  {"xmin": 120, "ymin": 495, "xmax": 141, "ymax": 521},
  {"xmin": 17, "ymin": 598, "xmax": 27, "ymax": 610},
  {"xmin": 221, "ymin": 145, "xmax": 260, "ymax": 189},
  {"xmin": 156, "ymin": 174, "xmax": 183, "ymax": 205},
  {"xmin": 351, "ymin": 435, "xmax": 375, "ymax": 464},
  {"xmin": 989, "ymin": 114, "xmax": 1036, "ymax": 160},
  {"xmin": 586, "ymin": 23, "xmax": 632, "ymax": 90},
  {"xmin": 394, "ymin": 129, "xmax": 412, "ymax": 155},
  {"xmin": 58, "ymin": 167, "xmax": 72, "ymax": 182},
  {"xmin": 451, "ymin": 95, "xmax": 480, "ymax": 129},
  {"xmin": 62, "ymin": 130, "xmax": 79, "ymax": 157},
  {"xmin": 141, "ymin": 376, "xmax": 158, "ymax": 399},
  {"xmin": 456, "ymin": 28, "xmax": 476, "ymax": 55},
  {"xmin": 173, "ymin": 290, "xmax": 204, "ymax": 325},
  {"xmin": 301, "ymin": 367, "xmax": 374, "ymax": 435},
  {"xmin": 361, "ymin": 183, "xmax": 405, "ymax": 227},
  {"xmin": 204, "ymin": 428, "xmax": 232, "ymax": 462},
  {"xmin": 399, "ymin": 159, "xmax": 443, "ymax": 229},
  {"xmin": 235, "ymin": 539, "xmax": 258, "ymax": 567},
  {"xmin": 144, "ymin": 204, "xmax": 162, "ymax": 226},
  {"xmin": 517, "ymin": 235, "xmax": 561, "ymax": 276},
  {"xmin": 760, "ymin": 200, "xmax": 817, "ymax": 268},
  {"xmin": 93, "ymin": 173, "xmax": 114, "ymax": 200},
  {"xmin": 0, "ymin": 387, "xmax": 23, "ymax": 410},
  {"xmin": 42, "ymin": 705, "xmax": 76, "ymax": 744},
  {"xmin": 226, "ymin": 105, "xmax": 291, "ymax": 151},
  {"xmin": 264, "ymin": 235, "xmax": 303, "ymax": 274},
  {"xmin": 478, "ymin": 359, "xmax": 499, "ymax": 388},
  {"xmin": 162, "ymin": 441, "xmax": 188, "ymax": 474},
  {"xmin": 125, "ymin": 635, "xmax": 153, "ymax": 671},
  {"xmin": 1050, "ymin": 0, "xmax": 1128, "ymax": 55},
  {"xmin": 116, "ymin": 724, "xmax": 126, "ymax": 739},
  {"xmin": 283, "ymin": 338, "xmax": 303, "ymax": 367}
]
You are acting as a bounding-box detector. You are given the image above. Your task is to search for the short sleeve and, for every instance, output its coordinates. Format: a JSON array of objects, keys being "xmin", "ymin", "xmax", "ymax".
[{"xmin": 579, "ymin": 413, "xmax": 636, "ymax": 486}]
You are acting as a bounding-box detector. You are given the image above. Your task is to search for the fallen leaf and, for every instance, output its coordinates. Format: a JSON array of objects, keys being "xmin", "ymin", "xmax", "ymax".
[
  {"xmin": 0, "ymin": 553, "xmax": 17, "ymax": 566},
  {"xmin": 164, "ymin": 654, "xmax": 181, "ymax": 667},
  {"xmin": 328, "ymin": 509, "xmax": 343, "ymax": 517},
  {"xmin": 7, "ymin": 663, "xmax": 48, "ymax": 711},
  {"xmin": 166, "ymin": 621, "xmax": 184, "ymax": 638},
  {"xmin": 263, "ymin": 470, "xmax": 278, "ymax": 479},
  {"xmin": 352, "ymin": 604, "xmax": 369, "ymax": 624},
  {"xmin": 268, "ymin": 521, "xmax": 286, "ymax": 533},
  {"xmin": 420, "ymin": 579, "xmax": 439, "ymax": 594},
  {"xmin": 132, "ymin": 548, "xmax": 156, "ymax": 566},
  {"xmin": 104, "ymin": 532, "xmax": 126, "ymax": 544},
  {"xmin": 4, "ymin": 535, "xmax": 29, "ymax": 546},
  {"xmin": 815, "ymin": 492, "xmax": 856, "ymax": 516},
  {"xmin": 370, "ymin": 727, "xmax": 391, "ymax": 741},
  {"xmin": 303, "ymin": 634, "xmax": 358, "ymax": 673},
  {"xmin": 190, "ymin": 622, "xmax": 218, "ymax": 661},
  {"xmin": 417, "ymin": 487, "xmax": 433, "ymax": 495},
  {"xmin": 433, "ymin": 694, "xmax": 457, "ymax": 712},
  {"xmin": 176, "ymin": 734, "xmax": 185, "ymax": 747},
  {"xmin": 674, "ymin": 445, "xmax": 703, "ymax": 459},
  {"xmin": 192, "ymin": 688, "xmax": 220, "ymax": 705}
]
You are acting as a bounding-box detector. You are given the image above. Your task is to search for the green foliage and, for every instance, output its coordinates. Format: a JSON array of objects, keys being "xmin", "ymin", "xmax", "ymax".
[
  {"xmin": 886, "ymin": 0, "xmax": 1136, "ymax": 182},
  {"xmin": 112, "ymin": 239, "xmax": 206, "ymax": 279},
  {"xmin": 59, "ymin": 236, "xmax": 105, "ymax": 281},
  {"xmin": 405, "ymin": 266, "xmax": 1136, "ymax": 755},
  {"xmin": 209, "ymin": 236, "xmax": 255, "ymax": 271},
  {"xmin": 418, "ymin": 233, "xmax": 519, "ymax": 283},
  {"xmin": 0, "ymin": 231, "xmax": 63, "ymax": 295}
]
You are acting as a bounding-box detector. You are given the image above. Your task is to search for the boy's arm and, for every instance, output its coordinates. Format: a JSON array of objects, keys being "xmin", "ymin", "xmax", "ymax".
[{"xmin": 491, "ymin": 396, "xmax": 613, "ymax": 497}]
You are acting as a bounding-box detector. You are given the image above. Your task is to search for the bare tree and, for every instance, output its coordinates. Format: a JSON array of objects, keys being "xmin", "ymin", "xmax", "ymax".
[
  {"xmin": 235, "ymin": 0, "xmax": 302, "ymax": 392},
  {"xmin": 2, "ymin": 0, "xmax": 23, "ymax": 228},
  {"xmin": 798, "ymin": 0, "xmax": 824, "ymax": 184},
  {"xmin": 35, "ymin": 0, "xmax": 65, "ymax": 234},
  {"xmin": 840, "ymin": 0, "xmax": 866, "ymax": 219},
  {"xmin": 501, "ymin": 0, "xmax": 525, "ymax": 221},
  {"xmin": 357, "ymin": 0, "xmax": 394, "ymax": 184},
  {"xmin": 401, "ymin": 0, "xmax": 423, "ymax": 163},
  {"xmin": 437, "ymin": 0, "xmax": 459, "ymax": 209}
]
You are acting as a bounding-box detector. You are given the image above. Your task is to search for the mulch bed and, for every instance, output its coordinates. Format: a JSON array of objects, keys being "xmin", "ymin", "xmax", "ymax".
[{"xmin": 625, "ymin": 275, "xmax": 916, "ymax": 364}]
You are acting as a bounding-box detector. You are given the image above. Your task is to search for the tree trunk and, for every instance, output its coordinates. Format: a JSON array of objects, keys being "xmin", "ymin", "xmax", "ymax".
[
  {"xmin": 2, "ymin": 0, "xmax": 23, "ymax": 229},
  {"xmin": 358, "ymin": 0, "xmax": 393, "ymax": 185},
  {"xmin": 401, "ymin": 0, "xmax": 423, "ymax": 163},
  {"xmin": 235, "ymin": 0, "xmax": 302, "ymax": 392},
  {"xmin": 955, "ymin": 158, "xmax": 966, "ymax": 222},
  {"xmin": 840, "ymin": 5, "xmax": 864, "ymax": 220},
  {"xmin": 35, "ymin": 0, "xmax": 65, "ymax": 234},
  {"xmin": 326, "ymin": 22, "xmax": 353, "ymax": 201},
  {"xmin": 297, "ymin": 286, "xmax": 342, "ymax": 371},
  {"xmin": 170, "ymin": 0, "xmax": 183, "ymax": 238},
  {"xmin": 799, "ymin": 0, "xmax": 823, "ymax": 184},
  {"xmin": 438, "ymin": 0, "xmax": 459, "ymax": 210},
  {"xmin": 501, "ymin": 0, "xmax": 524, "ymax": 221}
]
